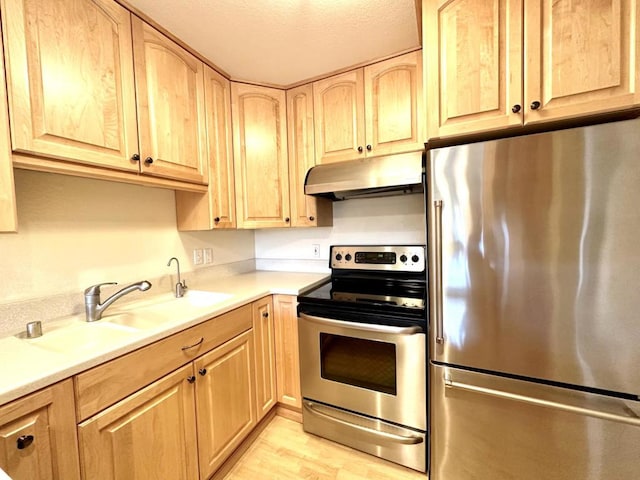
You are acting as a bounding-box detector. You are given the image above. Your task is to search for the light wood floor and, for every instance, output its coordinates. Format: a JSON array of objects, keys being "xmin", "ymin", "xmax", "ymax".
[{"xmin": 222, "ymin": 415, "xmax": 426, "ymax": 480}]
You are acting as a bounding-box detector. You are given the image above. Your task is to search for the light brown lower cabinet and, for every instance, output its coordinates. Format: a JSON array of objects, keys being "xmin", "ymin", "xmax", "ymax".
[
  {"xmin": 273, "ymin": 295, "xmax": 302, "ymax": 410},
  {"xmin": 77, "ymin": 364, "xmax": 199, "ymax": 480},
  {"xmin": 0, "ymin": 379, "xmax": 81, "ymax": 480},
  {"xmin": 252, "ymin": 296, "xmax": 276, "ymax": 421}
]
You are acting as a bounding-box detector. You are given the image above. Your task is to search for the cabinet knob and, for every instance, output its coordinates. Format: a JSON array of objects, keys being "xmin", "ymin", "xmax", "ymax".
[
  {"xmin": 366, "ymin": 144, "xmax": 372, "ymax": 151},
  {"xmin": 187, "ymin": 375, "xmax": 196, "ymax": 384},
  {"xmin": 144, "ymin": 157, "xmax": 154, "ymax": 165},
  {"xmin": 285, "ymin": 217, "xmax": 290, "ymax": 223},
  {"xmin": 530, "ymin": 101, "xmax": 541, "ymax": 110},
  {"xmin": 357, "ymin": 146, "xmax": 363, "ymax": 153},
  {"xmin": 16, "ymin": 435, "xmax": 34, "ymax": 450},
  {"xmin": 512, "ymin": 104, "xmax": 522, "ymax": 113},
  {"xmin": 309, "ymin": 216, "xmax": 315, "ymax": 221},
  {"xmin": 214, "ymin": 217, "xmax": 220, "ymax": 223},
  {"xmin": 262, "ymin": 311, "xmax": 269, "ymax": 318},
  {"xmin": 198, "ymin": 368, "xmax": 207, "ymax": 376},
  {"xmin": 131, "ymin": 153, "xmax": 140, "ymax": 162}
]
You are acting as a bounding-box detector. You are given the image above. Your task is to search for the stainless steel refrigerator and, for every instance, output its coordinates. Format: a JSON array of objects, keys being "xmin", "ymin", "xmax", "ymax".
[{"xmin": 426, "ymin": 118, "xmax": 640, "ymax": 479}]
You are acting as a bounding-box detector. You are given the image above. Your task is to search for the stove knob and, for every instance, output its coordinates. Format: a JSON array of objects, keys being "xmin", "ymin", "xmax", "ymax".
[
  {"xmin": 345, "ymin": 254, "xmax": 352, "ymax": 261},
  {"xmin": 400, "ymin": 254, "xmax": 408, "ymax": 263},
  {"xmin": 335, "ymin": 253, "xmax": 342, "ymax": 261},
  {"xmin": 412, "ymin": 255, "xmax": 420, "ymax": 263}
]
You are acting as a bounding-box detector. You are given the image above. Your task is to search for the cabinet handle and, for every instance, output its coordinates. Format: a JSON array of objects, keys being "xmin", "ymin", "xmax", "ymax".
[
  {"xmin": 131, "ymin": 153, "xmax": 140, "ymax": 162},
  {"xmin": 357, "ymin": 146, "xmax": 363, "ymax": 153},
  {"xmin": 511, "ymin": 104, "xmax": 521, "ymax": 113},
  {"xmin": 366, "ymin": 144, "xmax": 372, "ymax": 151},
  {"xmin": 198, "ymin": 368, "xmax": 207, "ymax": 376},
  {"xmin": 285, "ymin": 217, "xmax": 290, "ymax": 223},
  {"xmin": 309, "ymin": 216, "xmax": 315, "ymax": 221},
  {"xmin": 181, "ymin": 337, "xmax": 204, "ymax": 351},
  {"xmin": 262, "ymin": 311, "xmax": 269, "ymax": 318},
  {"xmin": 187, "ymin": 375, "xmax": 196, "ymax": 384},
  {"xmin": 144, "ymin": 157, "xmax": 154, "ymax": 165},
  {"xmin": 16, "ymin": 435, "xmax": 34, "ymax": 450},
  {"xmin": 214, "ymin": 217, "xmax": 220, "ymax": 223},
  {"xmin": 530, "ymin": 100, "xmax": 541, "ymax": 110}
]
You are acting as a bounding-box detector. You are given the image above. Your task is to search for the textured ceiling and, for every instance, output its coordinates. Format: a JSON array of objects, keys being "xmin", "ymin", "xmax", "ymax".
[{"xmin": 125, "ymin": 0, "xmax": 420, "ymax": 86}]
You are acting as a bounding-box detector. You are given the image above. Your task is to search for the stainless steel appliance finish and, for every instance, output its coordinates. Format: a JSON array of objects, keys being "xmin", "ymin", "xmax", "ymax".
[
  {"xmin": 297, "ymin": 245, "xmax": 427, "ymax": 472},
  {"xmin": 304, "ymin": 151, "xmax": 424, "ymax": 200},
  {"xmin": 427, "ymin": 118, "xmax": 640, "ymax": 479}
]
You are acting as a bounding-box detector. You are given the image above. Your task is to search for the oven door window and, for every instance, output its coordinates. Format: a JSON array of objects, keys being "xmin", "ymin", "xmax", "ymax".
[{"xmin": 319, "ymin": 333, "xmax": 397, "ymax": 395}]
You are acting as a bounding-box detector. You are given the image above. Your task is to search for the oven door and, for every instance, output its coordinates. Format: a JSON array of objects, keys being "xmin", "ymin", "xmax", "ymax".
[{"xmin": 298, "ymin": 312, "xmax": 426, "ymax": 431}]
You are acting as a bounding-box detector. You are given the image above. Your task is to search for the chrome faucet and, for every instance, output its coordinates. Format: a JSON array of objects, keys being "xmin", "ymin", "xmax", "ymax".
[
  {"xmin": 84, "ymin": 280, "xmax": 152, "ymax": 322},
  {"xmin": 167, "ymin": 257, "xmax": 187, "ymax": 298}
]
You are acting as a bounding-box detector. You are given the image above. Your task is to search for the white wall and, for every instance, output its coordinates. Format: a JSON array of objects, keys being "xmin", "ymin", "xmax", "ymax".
[
  {"xmin": 0, "ymin": 170, "xmax": 255, "ymax": 303},
  {"xmin": 254, "ymin": 194, "xmax": 425, "ymax": 271}
]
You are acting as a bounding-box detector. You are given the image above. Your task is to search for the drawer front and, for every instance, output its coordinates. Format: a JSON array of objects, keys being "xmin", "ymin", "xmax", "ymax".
[{"xmin": 74, "ymin": 304, "xmax": 251, "ymax": 421}]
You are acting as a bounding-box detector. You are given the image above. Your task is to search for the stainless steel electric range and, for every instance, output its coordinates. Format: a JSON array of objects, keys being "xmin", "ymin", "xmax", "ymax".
[{"xmin": 297, "ymin": 245, "xmax": 427, "ymax": 472}]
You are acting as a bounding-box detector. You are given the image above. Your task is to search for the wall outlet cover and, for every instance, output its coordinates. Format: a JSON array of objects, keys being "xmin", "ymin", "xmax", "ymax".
[{"xmin": 193, "ymin": 248, "xmax": 203, "ymax": 265}]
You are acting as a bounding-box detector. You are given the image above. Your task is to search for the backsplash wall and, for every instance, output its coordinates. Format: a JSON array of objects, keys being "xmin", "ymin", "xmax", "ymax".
[{"xmin": 0, "ymin": 170, "xmax": 256, "ymax": 304}]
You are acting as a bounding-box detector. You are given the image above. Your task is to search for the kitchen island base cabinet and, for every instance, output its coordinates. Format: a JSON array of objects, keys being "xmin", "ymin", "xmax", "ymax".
[
  {"xmin": 77, "ymin": 364, "xmax": 199, "ymax": 480},
  {"xmin": 0, "ymin": 379, "xmax": 81, "ymax": 480}
]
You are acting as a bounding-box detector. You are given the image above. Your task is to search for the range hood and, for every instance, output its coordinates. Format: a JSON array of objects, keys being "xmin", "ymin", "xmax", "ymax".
[{"xmin": 304, "ymin": 151, "xmax": 424, "ymax": 200}]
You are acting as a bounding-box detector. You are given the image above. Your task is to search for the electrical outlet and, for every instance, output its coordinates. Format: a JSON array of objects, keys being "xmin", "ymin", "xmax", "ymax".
[
  {"xmin": 312, "ymin": 244, "xmax": 320, "ymax": 258},
  {"xmin": 193, "ymin": 248, "xmax": 203, "ymax": 265},
  {"xmin": 204, "ymin": 248, "xmax": 213, "ymax": 264}
]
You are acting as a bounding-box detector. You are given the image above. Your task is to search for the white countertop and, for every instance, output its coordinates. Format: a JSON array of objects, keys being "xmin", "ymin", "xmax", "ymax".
[{"xmin": 0, "ymin": 271, "xmax": 328, "ymax": 406}]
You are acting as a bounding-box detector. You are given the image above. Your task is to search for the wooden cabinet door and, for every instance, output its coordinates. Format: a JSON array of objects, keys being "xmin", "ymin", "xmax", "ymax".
[
  {"xmin": 287, "ymin": 84, "xmax": 332, "ymax": 228},
  {"xmin": 0, "ymin": 380, "xmax": 80, "ymax": 480},
  {"xmin": 252, "ymin": 296, "xmax": 276, "ymax": 421},
  {"xmin": 364, "ymin": 50, "xmax": 425, "ymax": 155},
  {"xmin": 524, "ymin": 0, "xmax": 640, "ymax": 124},
  {"xmin": 231, "ymin": 83, "xmax": 290, "ymax": 228},
  {"xmin": 78, "ymin": 364, "xmax": 199, "ymax": 480},
  {"xmin": 131, "ymin": 18, "xmax": 208, "ymax": 185},
  {"xmin": 313, "ymin": 69, "xmax": 366, "ymax": 164},
  {"xmin": 194, "ymin": 330, "xmax": 256, "ymax": 479},
  {"xmin": 424, "ymin": 0, "xmax": 523, "ymax": 139},
  {"xmin": 273, "ymin": 295, "xmax": 302, "ymax": 410},
  {"xmin": 0, "ymin": 30, "xmax": 17, "ymax": 233},
  {"xmin": 1, "ymin": 0, "xmax": 139, "ymax": 170},
  {"xmin": 176, "ymin": 66, "xmax": 236, "ymax": 230}
]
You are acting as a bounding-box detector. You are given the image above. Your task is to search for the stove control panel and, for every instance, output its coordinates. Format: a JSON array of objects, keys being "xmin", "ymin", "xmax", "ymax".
[{"xmin": 330, "ymin": 245, "xmax": 425, "ymax": 272}]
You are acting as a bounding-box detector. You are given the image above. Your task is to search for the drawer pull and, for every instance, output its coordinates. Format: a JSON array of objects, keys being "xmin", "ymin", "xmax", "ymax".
[
  {"xmin": 16, "ymin": 435, "xmax": 34, "ymax": 450},
  {"xmin": 181, "ymin": 337, "xmax": 204, "ymax": 351}
]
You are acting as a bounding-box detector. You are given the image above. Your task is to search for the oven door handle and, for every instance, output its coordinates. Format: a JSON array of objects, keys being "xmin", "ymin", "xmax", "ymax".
[
  {"xmin": 303, "ymin": 400, "xmax": 424, "ymax": 445},
  {"xmin": 298, "ymin": 313, "xmax": 423, "ymax": 335}
]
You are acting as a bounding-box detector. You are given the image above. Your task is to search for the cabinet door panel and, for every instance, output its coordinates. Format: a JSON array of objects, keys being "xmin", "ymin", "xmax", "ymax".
[
  {"xmin": 525, "ymin": 0, "xmax": 640, "ymax": 123},
  {"xmin": 252, "ymin": 297, "xmax": 276, "ymax": 420},
  {"xmin": 1, "ymin": 0, "xmax": 138, "ymax": 170},
  {"xmin": 78, "ymin": 365, "xmax": 198, "ymax": 480},
  {"xmin": 424, "ymin": 0, "xmax": 523, "ymax": 138},
  {"xmin": 364, "ymin": 51, "xmax": 424, "ymax": 155},
  {"xmin": 194, "ymin": 330, "xmax": 255, "ymax": 479},
  {"xmin": 0, "ymin": 28, "xmax": 17, "ymax": 232},
  {"xmin": 132, "ymin": 18, "xmax": 208, "ymax": 184},
  {"xmin": 274, "ymin": 295, "xmax": 302, "ymax": 409},
  {"xmin": 0, "ymin": 380, "xmax": 80, "ymax": 480},
  {"xmin": 313, "ymin": 70, "xmax": 365, "ymax": 164},
  {"xmin": 232, "ymin": 83, "xmax": 290, "ymax": 228}
]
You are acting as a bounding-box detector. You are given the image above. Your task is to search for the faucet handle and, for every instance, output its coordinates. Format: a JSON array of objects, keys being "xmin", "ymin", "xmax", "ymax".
[{"xmin": 84, "ymin": 282, "xmax": 117, "ymax": 296}]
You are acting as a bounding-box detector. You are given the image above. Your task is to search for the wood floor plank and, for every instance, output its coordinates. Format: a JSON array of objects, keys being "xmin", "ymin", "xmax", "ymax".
[{"xmin": 222, "ymin": 415, "xmax": 426, "ymax": 480}]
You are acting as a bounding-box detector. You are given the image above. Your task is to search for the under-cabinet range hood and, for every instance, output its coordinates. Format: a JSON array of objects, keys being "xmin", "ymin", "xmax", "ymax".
[{"xmin": 304, "ymin": 151, "xmax": 424, "ymax": 200}]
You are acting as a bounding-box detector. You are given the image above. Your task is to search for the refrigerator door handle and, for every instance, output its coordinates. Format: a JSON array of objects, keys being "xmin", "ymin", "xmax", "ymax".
[
  {"xmin": 303, "ymin": 400, "xmax": 424, "ymax": 445},
  {"xmin": 444, "ymin": 374, "xmax": 640, "ymax": 427},
  {"xmin": 433, "ymin": 200, "xmax": 444, "ymax": 344}
]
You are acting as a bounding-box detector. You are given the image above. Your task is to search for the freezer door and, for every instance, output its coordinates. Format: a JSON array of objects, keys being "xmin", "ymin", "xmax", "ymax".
[
  {"xmin": 431, "ymin": 364, "xmax": 640, "ymax": 480},
  {"xmin": 427, "ymin": 117, "xmax": 640, "ymax": 395}
]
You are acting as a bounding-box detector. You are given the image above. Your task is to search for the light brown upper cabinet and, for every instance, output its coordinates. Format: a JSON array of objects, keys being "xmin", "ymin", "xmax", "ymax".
[
  {"xmin": 1, "ymin": 0, "xmax": 208, "ymax": 187},
  {"xmin": 313, "ymin": 51, "xmax": 424, "ymax": 164},
  {"xmin": 1, "ymin": 0, "xmax": 139, "ymax": 171},
  {"xmin": 0, "ymin": 29, "xmax": 17, "ymax": 233},
  {"xmin": 231, "ymin": 83, "xmax": 290, "ymax": 229},
  {"xmin": 131, "ymin": 18, "xmax": 208, "ymax": 184},
  {"xmin": 175, "ymin": 67, "xmax": 236, "ymax": 230},
  {"xmin": 286, "ymin": 84, "xmax": 333, "ymax": 228},
  {"xmin": 424, "ymin": 0, "xmax": 640, "ymax": 139}
]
